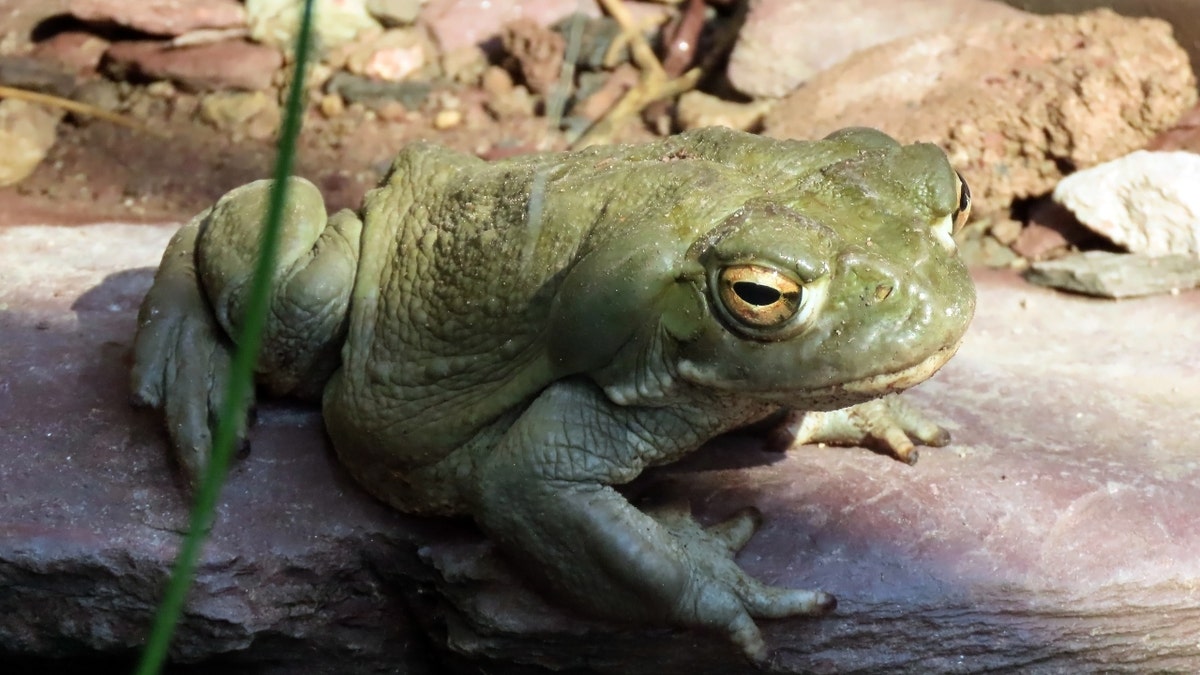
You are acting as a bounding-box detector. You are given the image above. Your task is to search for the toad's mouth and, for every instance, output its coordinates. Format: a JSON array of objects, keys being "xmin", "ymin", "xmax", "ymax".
[{"xmin": 835, "ymin": 336, "xmax": 965, "ymax": 397}]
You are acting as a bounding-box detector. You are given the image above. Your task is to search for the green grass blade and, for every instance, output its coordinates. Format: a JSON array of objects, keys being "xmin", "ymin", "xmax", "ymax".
[{"xmin": 132, "ymin": 1, "xmax": 317, "ymax": 672}]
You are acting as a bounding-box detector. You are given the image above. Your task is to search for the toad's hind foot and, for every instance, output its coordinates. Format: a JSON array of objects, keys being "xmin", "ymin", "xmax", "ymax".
[{"xmin": 131, "ymin": 219, "xmax": 247, "ymax": 487}]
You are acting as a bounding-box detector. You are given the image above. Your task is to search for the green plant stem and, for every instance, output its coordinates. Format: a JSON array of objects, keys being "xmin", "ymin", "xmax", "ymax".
[{"xmin": 132, "ymin": 1, "xmax": 316, "ymax": 673}]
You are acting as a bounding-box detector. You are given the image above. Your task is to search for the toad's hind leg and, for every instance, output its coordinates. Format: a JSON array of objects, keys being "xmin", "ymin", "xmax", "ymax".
[{"xmin": 131, "ymin": 178, "xmax": 362, "ymax": 486}]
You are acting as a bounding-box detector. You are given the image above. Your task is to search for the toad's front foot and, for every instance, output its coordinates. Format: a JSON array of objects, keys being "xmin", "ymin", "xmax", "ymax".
[
  {"xmin": 647, "ymin": 500, "xmax": 836, "ymax": 663},
  {"xmin": 766, "ymin": 393, "xmax": 951, "ymax": 464}
]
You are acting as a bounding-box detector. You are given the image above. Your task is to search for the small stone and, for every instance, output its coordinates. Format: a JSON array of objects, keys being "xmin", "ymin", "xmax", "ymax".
[
  {"xmin": 73, "ymin": 78, "xmax": 122, "ymax": 112},
  {"xmin": 103, "ymin": 39, "xmax": 283, "ymax": 92},
  {"xmin": 441, "ymin": 46, "xmax": 489, "ymax": 86},
  {"xmin": 1013, "ymin": 198, "xmax": 1101, "ymax": 262},
  {"xmin": 1013, "ymin": 222, "xmax": 1071, "ymax": 262},
  {"xmin": 957, "ymin": 232, "xmax": 1019, "ymax": 269},
  {"xmin": 0, "ymin": 99, "xmax": 63, "ymax": 187},
  {"xmin": 433, "ymin": 108, "xmax": 462, "ymax": 129},
  {"xmin": 481, "ymin": 67, "xmax": 535, "ymax": 120},
  {"xmin": 988, "ymin": 218, "xmax": 1022, "ymax": 246},
  {"xmin": 501, "ymin": 18, "xmax": 566, "ymax": 97},
  {"xmin": 198, "ymin": 90, "xmax": 280, "ymax": 140},
  {"xmin": 366, "ymin": 0, "xmax": 423, "ymax": 26},
  {"xmin": 481, "ymin": 65, "xmax": 514, "ymax": 97},
  {"xmin": 675, "ymin": 90, "xmax": 773, "ymax": 132},
  {"xmin": 246, "ymin": 0, "xmax": 380, "ymax": 51},
  {"xmin": 145, "ymin": 80, "xmax": 176, "ymax": 97},
  {"xmin": 1052, "ymin": 150, "xmax": 1200, "ymax": 257},
  {"xmin": 1024, "ymin": 251, "xmax": 1200, "ymax": 298},
  {"xmin": 342, "ymin": 28, "xmax": 437, "ymax": 82},
  {"xmin": 30, "ymin": 31, "xmax": 110, "ymax": 76},
  {"xmin": 69, "ymin": 0, "xmax": 247, "ymax": 37},
  {"xmin": 319, "ymin": 92, "xmax": 345, "ymax": 118}
]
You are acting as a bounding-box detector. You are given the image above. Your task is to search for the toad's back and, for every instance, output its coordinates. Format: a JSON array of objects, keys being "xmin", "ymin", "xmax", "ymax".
[{"xmin": 321, "ymin": 140, "xmax": 762, "ymax": 473}]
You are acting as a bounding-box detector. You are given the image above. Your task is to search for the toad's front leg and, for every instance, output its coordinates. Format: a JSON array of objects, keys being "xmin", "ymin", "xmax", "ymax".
[{"xmin": 463, "ymin": 378, "xmax": 834, "ymax": 663}]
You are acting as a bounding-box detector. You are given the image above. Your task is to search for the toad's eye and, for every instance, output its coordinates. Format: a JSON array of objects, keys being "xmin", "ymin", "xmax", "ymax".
[
  {"xmin": 953, "ymin": 170, "xmax": 972, "ymax": 233},
  {"xmin": 717, "ymin": 265, "xmax": 802, "ymax": 329}
]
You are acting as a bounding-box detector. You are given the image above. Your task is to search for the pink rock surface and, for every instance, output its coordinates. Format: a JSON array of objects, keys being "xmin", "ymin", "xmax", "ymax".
[
  {"xmin": 421, "ymin": 0, "xmax": 670, "ymax": 53},
  {"xmin": 69, "ymin": 0, "xmax": 247, "ymax": 36},
  {"xmin": 2, "ymin": 222, "xmax": 1200, "ymax": 672},
  {"xmin": 103, "ymin": 39, "xmax": 283, "ymax": 92},
  {"xmin": 728, "ymin": 0, "xmax": 1022, "ymax": 98}
]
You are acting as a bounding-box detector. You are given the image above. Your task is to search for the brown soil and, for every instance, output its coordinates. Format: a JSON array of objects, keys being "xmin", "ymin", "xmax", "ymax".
[{"xmin": 0, "ymin": 93, "xmax": 586, "ymax": 226}]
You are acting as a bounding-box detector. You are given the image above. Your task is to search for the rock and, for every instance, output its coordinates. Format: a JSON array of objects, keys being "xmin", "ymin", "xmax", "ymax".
[
  {"xmin": 421, "ymin": 0, "xmax": 671, "ymax": 54},
  {"xmin": 1013, "ymin": 200, "xmax": 1087, "ymax": 261},
  {"xmin": 0, "ymin": 55, "xmax": 78, "ymax": 97},
  {"xmin": 367, "ymin": 0, "xmax": 424, "ymax": 26},
  {"xmin": 6, "ymin": 222, "xmax": 1200, "ymax": 671},
  {"xmin": 1024, "ymin": 250, "xmax": 1200, "ymax": 297},
  {"xmin": 501, "ymin": 18, "xmax": 565, "ymax": 96},
  {"xmin": 675, "ymin": 90, "xmax": 772, "ymax": 132},
  {"xmin": 198, "ymin": 90, "xmax": 281, "ymax": 141},
  {"xmin": 763, "ymin": 9, "xmax": 1199, "ymax": 220},
  {"xmin": 30, "ymin": 31, "xmax": 111, "ymax": 77},
  {"xmin": 1146, "ymin": 102, "xmax": 1200, "ymax": 153},
  {"xmin": 337, "ymin": 27, "xmax": 439, "ymax": 82},
  {"xmin": 1013, "ymin": 221, "xmax": 1070, "ymax": 261},
  {"xmin": 440, "ymin": 45, "xmax": 489, "ymax": 85},
  {"xmin": 728, "ymin": 0, "xmax": 1023, "ymax": 99},
  {"xmin": 68, "ymin": 0, "xmax": 247, "ymax": 36},
  {"xmin": 246, "ymin": 0, "xmax": 381, "ymax": 51},
  {"xmin": 325, "ymin": 71, "xmax": 432, "ymax": 109},
  {"xmin": 998, "ymin": 0, "xmax": 1200, "ymax": 82},
  {"xmin": 1052, "ymin": 150, "xmax": 1200, "ymax": 256},
  {"xmin": 957, "ymin": 230, "xmax": 1021, "ymax": 268},
  {"xmin": 988, "ymin": 218, "xmax": 1023, "ymax": 246},
  {"xmin": 480, "ymin": 66, "xmax": 536, "ymax": 119},
  {"xmin": 0, "ymin": 100, "xmax": 63, "ymax": 187},
  {"xmin": 103, "ymin": 39, "xmax": 283, "ymax": 92}
]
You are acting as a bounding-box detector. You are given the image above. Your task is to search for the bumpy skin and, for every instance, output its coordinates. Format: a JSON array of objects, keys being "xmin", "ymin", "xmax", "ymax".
[{"xmin": 131, "ymin": 127, "xmax": 976, "ymax": 663}]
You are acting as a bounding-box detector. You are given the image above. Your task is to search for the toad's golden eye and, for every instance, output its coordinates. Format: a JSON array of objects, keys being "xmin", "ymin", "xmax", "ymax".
[
  {"xmin": 953, "ymin": 170, "xmax": 972, "ymax": 233},
  {"xmin": 717, "ymin": 265, "xmax": 802, "ymax": 328}
]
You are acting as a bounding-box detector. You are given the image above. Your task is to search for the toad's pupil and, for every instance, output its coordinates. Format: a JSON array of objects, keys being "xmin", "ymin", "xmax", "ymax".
[{"xmin": 733, "ymin": 282, "xmax": 782, "ymax": 306}]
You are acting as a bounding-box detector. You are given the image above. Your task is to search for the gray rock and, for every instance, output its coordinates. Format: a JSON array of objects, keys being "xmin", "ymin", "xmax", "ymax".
[
  {"xmin": 1024, "ymin": 250, "xmax": 1200, "ymax": 297},
  {"xmin": 69, "ymin": 0, "xmax": 247, "ymax": 36},
  {"xmin": 3, "ymin": 223, "xmax": 1200, "ymax": 672},
  {"xmin": 1052, "ymin": 150, "xmax": 1200, "ymax": 257},
  {"xmin": 325, "ymin": 71, "xmax": 431, "ymax": 109}
]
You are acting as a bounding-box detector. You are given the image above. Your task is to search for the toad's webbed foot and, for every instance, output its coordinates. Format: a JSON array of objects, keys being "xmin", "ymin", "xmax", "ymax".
[
  {"xmin": 646, "ymin": 500, "xmax": 836, "ymax": 663},
  {"xmin": 131, "ymin": 219, "xmax": 246, "ymax": 486},
  {"xmin": 767, "ymin": 393, "xmax": 951, "ymax": 465},
  {"xmin": 468, "ymin": 378, "xmax": 835, "ymax": 665},
  {"xmin": 131, "ymin": 178, "xmax": 361, "ymax": 487}
]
